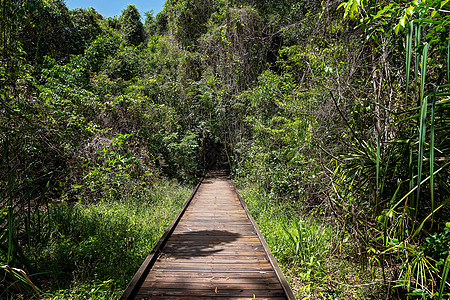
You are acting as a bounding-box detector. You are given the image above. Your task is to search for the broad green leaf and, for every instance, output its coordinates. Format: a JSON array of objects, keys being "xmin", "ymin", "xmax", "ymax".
[
  {"xmin": 350, "ymin": 0, "xmax": 359, "ymax": 18},
  {"xmin": 405, "ymin": 21, "xmax": 413, "ymax": 105},
  {"xmin": 405, "ymin": 5, "xmax": 415, "ymax": 16},
  {"xmin": 395, "ymin": 16, "xmax": 407, "ymax": 34},
  {"xmin": 373, "ymin": 4, "xmax": 394, "ymax": 19}
]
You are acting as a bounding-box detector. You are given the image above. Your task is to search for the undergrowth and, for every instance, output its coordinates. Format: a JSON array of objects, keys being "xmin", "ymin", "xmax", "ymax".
[
  {"xmin": 238, "ymin": 182, "xmax": 387, "ymax": 299},
  {"xmin": 19, "ymin": 179, "xmax": 191, "ymax": 299}
]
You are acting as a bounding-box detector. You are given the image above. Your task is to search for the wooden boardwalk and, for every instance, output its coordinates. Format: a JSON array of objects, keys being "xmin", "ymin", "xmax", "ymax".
[{"xmin": 121, "ymin": 173, "xmax": 294, "ymax": 299}]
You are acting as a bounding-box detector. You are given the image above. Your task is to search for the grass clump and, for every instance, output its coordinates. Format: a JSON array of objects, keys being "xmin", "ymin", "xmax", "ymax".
[
  {"xmin": 25, "ymin": 178, "xmax": 191, "ymax": 299},
  {"xmin": 238, "ymin": 182, "xmax": 387, "ymax": 299}
]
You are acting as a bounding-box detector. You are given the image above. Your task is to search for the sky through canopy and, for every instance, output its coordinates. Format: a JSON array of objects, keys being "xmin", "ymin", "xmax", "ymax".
[{"xmin": 65, "ymin": 0, "xmax": 165, "ymax": 18}]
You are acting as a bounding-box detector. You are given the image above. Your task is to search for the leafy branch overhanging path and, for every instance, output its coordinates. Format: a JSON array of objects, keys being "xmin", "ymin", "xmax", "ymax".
[{"xmin": 121, "ymin": 171, "xmax": 295, "ymax": 299}]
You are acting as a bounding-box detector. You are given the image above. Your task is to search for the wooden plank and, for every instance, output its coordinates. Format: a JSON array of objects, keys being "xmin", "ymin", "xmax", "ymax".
[
  {"xmin": 166, "ymin": 236, "xmax": 258, "ymax": 241},
  {"xmin": 141, "ymin": 281, "xmax": 283, "ymax": 290},
  {"xmin": 141, "ymin": 271, "xmax": 278, "ymax": 279},
  {"xmin": 160, "ymin": 249, "xmax": 267, "ymax": 255},
  {"xmin": 162, "ymin": 242, "xmax": 264, "ymax": 248},
  {"xmin": 165, "ymin": 240, "xmax": 261, "ymax": 245},
  {"xmin": 143, "ymin": 276, "xmax": 280, "ymax": 284},
  {"xmin": 153, "ymin": 261, "xmax": 272, "ymax": 267},
  {"xmin": 162, "ymin": 243, "xmax": 262, "ymax": 248},
  {"xmin": 176, "ymin": 223, "xmax": 255, "ymax": 227},
  {"xmin": 159, "ymin": 252, "xmax": 267, "ymax": 258},
  {"xmin": 151, "ymin": 267, "xmax": 274, "ymax": 272},
  {"xmin": 152, "ymin": 266, "xmax": 273, "ymax": 272},
  {"xmin": 156, "ymin": 260, "xmax": 270, "ymax": 264},
  {"xmin": 167, "ymin": 234, "xmax": 258, "ymax": 239},
  {"xmin": 133, "ymin": 297, "xmax": 287, "ymax": 300},
  {"xmin": 176, "ymin": 220, "xmax": 251, "ymax": 224},
  {"xmin": 135, "ymin": 288, "xmax": 286, "ymax": 297}
]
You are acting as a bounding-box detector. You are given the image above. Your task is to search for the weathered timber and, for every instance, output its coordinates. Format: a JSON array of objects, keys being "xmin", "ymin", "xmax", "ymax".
[{"xmin": 121, "ymin": 172, "xmax": 294, "ymax": 299}]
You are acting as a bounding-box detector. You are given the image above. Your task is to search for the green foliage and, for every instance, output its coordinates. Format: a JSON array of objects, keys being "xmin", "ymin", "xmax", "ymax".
[
  {"xmin": 29, "ymin": 179, "xmax": 190, "ymax": 296},
  {"xmin": 105, "ymin": 16, "xmax": 120, "ymax": 30},
  {"xmin": 235, "ymin": 70, "xmax": 316, "ymax": 201},
  {"xmin": 51, "ymin": 280, "xmax": 118, "ymax": 300},
  {"xmin": 3, "ymin": 0, "xmax": 449, "ymax": 298},
  {"xmin": 19, "ymin": 0, "xmax": 83, "ymax": 60},
  {"xmin": 70, "ymin": 8, "xmax": 103, "ymax": 52},
  {"xmin": 1, "ymin": 0, "xmax": 207, "ymax": 296},
  {"xmin": 238, "ymin": 183, "xmax": 384, "ymax": 298},
  {"xmin": 438, "ymin": 252, "xmax": 450, "ymax": 300},
  {"xmin": 103, "ymin": 46, "xmax": 142, "ymax": 80},
  {"xmin": 85, "ymin": 32, "xmax": 122, "ymax": 72},
  {"xmin": 331, "ymin": 0, "xmax": 450, "ymax": 296},
  {"xmin": 165, "ymin": 0, "xmax": 215, "ymax": 49},
  {"xmin": 119, "ymin": 5, "xmax": 145, "ymax": 46},
  {"xmin": 337, "ymin": 0, "xmax": 364, "ymax": 19},
  {"xmin": 144, "ymin": 11, "xmax": 157, "ymax": 37},
  {"xmin": 201, "ymin": 4, "xmax": 267, "ymax": 93},
  {"xmin": 237, "ymin": 183, "xmax": 326, "ymax": 265},
  {"xmin": 1, "ymin": 0, "xmax": 28, "ymax": 87},
  {"xmin": 423, "ymin": 224, "xmax": 450, "ymax": 267},
  {"xmin": 155, "ymin": 11, "xmax": 168, "ymax": 34},
  {"xmin": 78, "ymin": 133, "xmax": 153, "ymax": 200}
]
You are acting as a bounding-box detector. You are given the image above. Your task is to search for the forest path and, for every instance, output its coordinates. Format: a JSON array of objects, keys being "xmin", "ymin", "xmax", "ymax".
[{"xmin": 121, "ymin": 172, "xmax": 294, "ymax": 299}]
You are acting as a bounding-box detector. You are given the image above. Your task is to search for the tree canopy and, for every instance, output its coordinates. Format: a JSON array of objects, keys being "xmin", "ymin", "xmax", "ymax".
[{"xmin": 120, "ymin": 4, "xmax": 145, "ymax": 46}]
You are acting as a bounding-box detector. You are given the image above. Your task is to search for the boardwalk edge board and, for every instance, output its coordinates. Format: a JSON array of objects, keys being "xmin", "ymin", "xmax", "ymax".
[
  {"xmin": 120, "ymin": 178, "xmax": 204, "ymax": 300},
  {"xmin": 230, "ymin": 180, "xmax": 296, "ymax": 300}
]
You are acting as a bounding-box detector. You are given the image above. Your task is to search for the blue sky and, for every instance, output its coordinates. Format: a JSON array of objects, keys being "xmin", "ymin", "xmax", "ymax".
[{"xmin": 65, "ymin": 0, "xmax": 166, "ymax": 18}]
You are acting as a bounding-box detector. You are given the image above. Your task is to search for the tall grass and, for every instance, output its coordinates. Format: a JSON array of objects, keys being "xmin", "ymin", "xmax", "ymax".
[
  {"xmin": 237, "ymin": 182, "xmax": 386, "ymax": 298},
  {"xmin": 438, "ymin": 253, "xmax": 450, "ymax": 300},
  {"xmin": 0, "ymin": 139, "xmax": 46, "ymax": 299},
  {"xmin": 4, "ymin": 178, "xmax": 191, "ymax": 299}
]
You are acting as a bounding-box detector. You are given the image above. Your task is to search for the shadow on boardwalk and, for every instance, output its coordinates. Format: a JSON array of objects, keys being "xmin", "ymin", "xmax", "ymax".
[{"xmin": 163, "ymin": 230, "xmax": 241, "ymax": 257}]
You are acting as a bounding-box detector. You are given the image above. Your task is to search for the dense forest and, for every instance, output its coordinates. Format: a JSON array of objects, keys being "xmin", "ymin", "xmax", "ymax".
[{"xmin": 1, "ymin": 0, "xmax": 449, "ymax": 299}]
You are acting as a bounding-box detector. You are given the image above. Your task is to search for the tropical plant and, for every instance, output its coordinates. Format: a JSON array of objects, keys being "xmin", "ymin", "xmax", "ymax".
[
  {"xmin": 119, "ymin": 4, "xmax": 145, "ymax": 46},
  {"xmin": 332, "ymin": 0, "xmax": 450, "ymax": 296}
]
